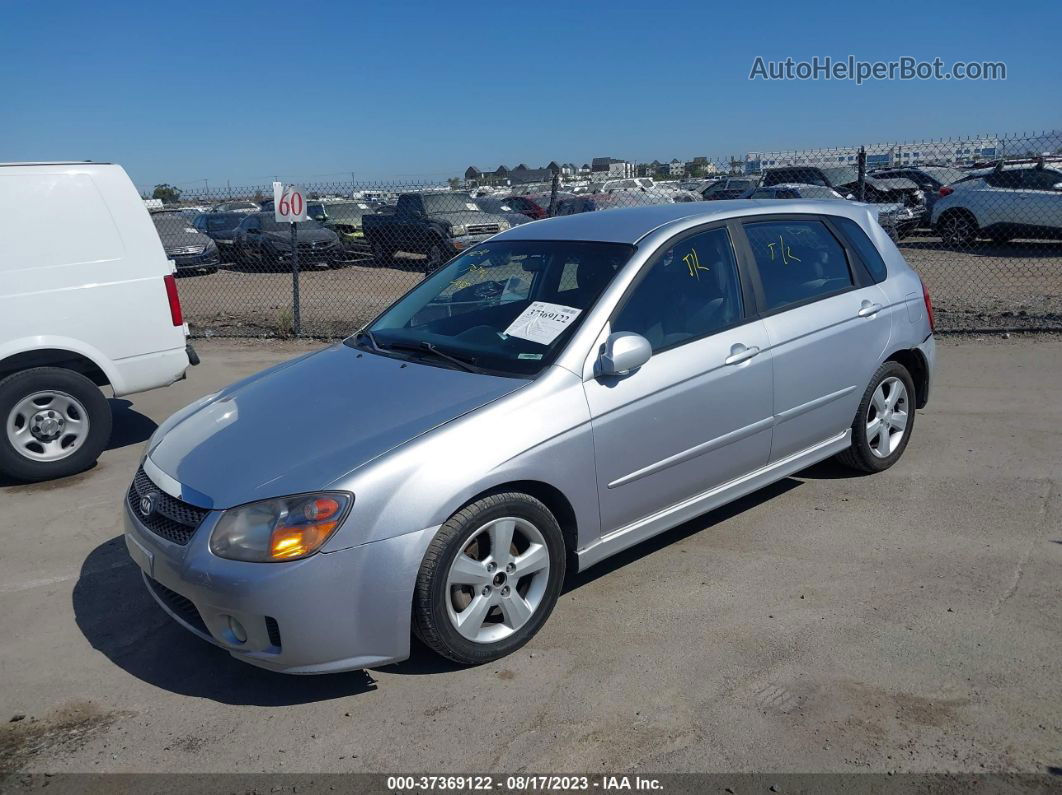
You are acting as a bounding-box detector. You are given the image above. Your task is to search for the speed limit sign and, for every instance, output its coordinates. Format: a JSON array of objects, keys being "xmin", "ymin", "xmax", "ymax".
[{"xmin": 273, "ymin": 181, "xmax": 307, "ymax": 223}]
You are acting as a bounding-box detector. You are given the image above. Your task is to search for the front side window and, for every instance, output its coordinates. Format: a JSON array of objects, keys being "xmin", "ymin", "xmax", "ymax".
[
  {"xmin": 744, "ymin": 219, "xmax": 853, "ymax": 311},
  {"xmin": 613, "ymin": 227, "xmax": 743, "ymax": 352},
  {"xmin": 1023, "ymin": 169, "xmax": 1062, "ymax": 191},
  {"xmin": 360, "ymin": 240, "xmax": 634, "ymax": 376},
  {"xmin": 985, "ymin": 170, "xmax": 1023, "ymax": 189}
]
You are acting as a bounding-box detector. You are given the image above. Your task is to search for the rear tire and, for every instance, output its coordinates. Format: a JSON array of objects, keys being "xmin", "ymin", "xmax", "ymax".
[
  {"xmin": 835, "ymin": 361, "xmax": 916, "ymax": 474},
  {"xmin": 370, "ymin": 241, "xmax": 392, "ymax": 266},
  {"xmin": 0, "ymin": 367, "xmax": 112, "ymax": 482},
  {"xmin": 413, "ymin": 492, "xmax": 566, "ymax": 665}
]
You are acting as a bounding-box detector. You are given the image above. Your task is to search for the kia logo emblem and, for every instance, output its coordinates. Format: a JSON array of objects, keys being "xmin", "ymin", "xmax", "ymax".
[{"xmin": 140, "ymin": 493, "xmax": 158, "ymax": 517}]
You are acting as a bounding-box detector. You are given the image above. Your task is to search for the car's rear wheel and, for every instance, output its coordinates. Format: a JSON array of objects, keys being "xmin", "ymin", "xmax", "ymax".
[
  {"xmin": 836, "ymin": 361, "xmax": 916, "ymax": 474},
  {"xmin": 426, "ymin": 240, "xmax": 449, "ymax": 272},
  {"xmin": 413, "ymin": 492, "xmax": 566, "ymax": 664},
  {"xmin": 939, "ymin": 211, "xmax": 978, "ymax": 246},
  {"xmin": 370, "ymin": 241, "xmax": 392, "ymax": 266},
  {"xmin": 0, "ymin": 367, "xmax": 112, "ymax": 482}
]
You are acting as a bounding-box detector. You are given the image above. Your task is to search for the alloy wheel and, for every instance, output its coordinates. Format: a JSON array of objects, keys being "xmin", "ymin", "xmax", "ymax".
[
  {"xmin": 444, "ymin": 517, "xmax": 551, "ymax": 644},
  {"xmin": 866, "ymin": 377, "xmax": 909, "ymax": 458}
]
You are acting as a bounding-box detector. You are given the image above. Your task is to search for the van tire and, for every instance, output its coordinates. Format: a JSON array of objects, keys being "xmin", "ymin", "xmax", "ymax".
[{"xmin": 0, "ymin": 367, "xmax": 112, "ymax": 482}]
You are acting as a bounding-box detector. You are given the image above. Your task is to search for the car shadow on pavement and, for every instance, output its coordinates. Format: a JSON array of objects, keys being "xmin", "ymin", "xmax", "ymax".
[
  {"xmin": 72, "ymin": 536, "xmax": 376, "ymax": 706},
  {"xmin": 106, "ymin": 399, "xmax": 158, "ymax": 451}
]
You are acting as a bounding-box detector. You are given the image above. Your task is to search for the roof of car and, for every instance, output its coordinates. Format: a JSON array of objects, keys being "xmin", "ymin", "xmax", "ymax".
[{"xmin": 493, "ymin": 200, "xmax": 874, "ymax": 245}]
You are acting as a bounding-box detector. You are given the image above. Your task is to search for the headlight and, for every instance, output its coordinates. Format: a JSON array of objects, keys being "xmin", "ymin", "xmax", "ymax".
[
  {"xmin": 450, "ymin": 223, "xmax": 468, "ymax": 237},
  {"xmin": 210, "ymin": 492, "xmax": 353, "ymax": 562}
]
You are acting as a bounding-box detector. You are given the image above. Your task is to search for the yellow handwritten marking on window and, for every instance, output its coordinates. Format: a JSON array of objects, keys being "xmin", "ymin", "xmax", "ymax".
[
  {"xmin": 766, "ymin": 236, "xmax": 801, "ymax": 264},
  {"xmin": 682, "ymin": 249, "xmax": 710, "ymax": 279}
]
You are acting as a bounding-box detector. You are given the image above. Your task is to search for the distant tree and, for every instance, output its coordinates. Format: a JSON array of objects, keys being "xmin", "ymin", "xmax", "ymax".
[{"xmin": 152, "ymin": 184, "xmax": 182, "ymax": 203}]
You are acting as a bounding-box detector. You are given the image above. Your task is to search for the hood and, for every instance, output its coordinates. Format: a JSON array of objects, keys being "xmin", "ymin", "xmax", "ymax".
[
  {"xmin": 147, "ymin": 344, "xmax": 527, "ymax": 508},
  {"xmin": 431, "ymin": 210, "xmax": 509, "ymax": 226},
  {"xmin": 265, "ymin": 226, "xmax": 337, "ymax": 244}
]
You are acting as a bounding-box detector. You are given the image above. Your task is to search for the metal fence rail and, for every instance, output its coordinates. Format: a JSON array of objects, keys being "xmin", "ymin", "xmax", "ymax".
[{"xmin": 147, "ymin": 130, "xmax": 1062, "ymax": 338}]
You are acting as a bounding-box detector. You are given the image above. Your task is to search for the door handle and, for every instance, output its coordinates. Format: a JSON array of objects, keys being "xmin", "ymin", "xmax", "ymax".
[
  {"xmin": 858, "ymin": 301, "xmax": 883, "ymax": 317},
  {"xmin": 724, "ymin": 344, "xmax": 760, "ymax": 365}
]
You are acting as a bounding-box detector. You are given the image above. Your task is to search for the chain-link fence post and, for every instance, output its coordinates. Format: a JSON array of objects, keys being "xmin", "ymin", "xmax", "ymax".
[
  {"xmin": 857, "ymin": 146, "xmax": 866, "ymax": 202},
  {"xmin": 290, "ymin": 221, "xmax": 301, "ymax": 336},
  {"xmin": 548, "ymin": 168, "xmax": 560, "ymax": 217}
]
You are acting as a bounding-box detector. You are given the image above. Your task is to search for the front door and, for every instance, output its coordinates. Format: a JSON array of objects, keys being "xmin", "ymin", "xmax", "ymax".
[{"xmin": 583, "ymin": 225, "xmax": 775, "ymax": 534}]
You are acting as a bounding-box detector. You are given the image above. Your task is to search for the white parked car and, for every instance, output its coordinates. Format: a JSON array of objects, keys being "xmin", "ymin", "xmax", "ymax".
[
  {"xmin": 0, "ymin": 162, "xmax": 197, "ymax": 482},
  {"xmin": 932, "ymin": 162, "xmax": 1062, "ymax": 244}
]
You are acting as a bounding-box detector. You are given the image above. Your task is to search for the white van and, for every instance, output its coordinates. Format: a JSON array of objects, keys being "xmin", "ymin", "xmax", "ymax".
[{"xmin": 0, "ymin": 162, "xmax": 197, "ymax": 482}]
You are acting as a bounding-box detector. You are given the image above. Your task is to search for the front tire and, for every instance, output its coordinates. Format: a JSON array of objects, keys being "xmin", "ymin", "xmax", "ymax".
[
  {"xmin": 835, "ymin": 361, "xmax": 916, "ymax": 474},
  {"xmin": 0, "ymin": 367, "xmax": 112, "ymax": 482},
  {"xmin": 938, "ymin": 211, "xmax": 978, "ymax": 246},
  {"xmin": 413, "ymin": 492, "xmax": 566, "ymax": 665}
]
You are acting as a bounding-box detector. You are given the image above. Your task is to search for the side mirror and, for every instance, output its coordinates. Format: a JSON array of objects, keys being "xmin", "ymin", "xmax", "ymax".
[
  {"xmin": 1053, "ymin": 183, "xmax": 1062, "ymax": 192},
  {"xmin": 596, "ymin": 332, "xmax": 652, "ymax": 377}
]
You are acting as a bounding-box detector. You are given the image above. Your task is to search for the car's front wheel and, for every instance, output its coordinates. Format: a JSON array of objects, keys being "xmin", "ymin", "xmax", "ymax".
[
  {"xmin": 938, "ymin": 211, "xmax": 978, "ymax": 246},
  {"xmin": 413, "ymin": 492, "xmax": 566, "ymax": 664},
  {"xmin": 836, "ymin": 361, "xmax": 916, "ymax": 474}
]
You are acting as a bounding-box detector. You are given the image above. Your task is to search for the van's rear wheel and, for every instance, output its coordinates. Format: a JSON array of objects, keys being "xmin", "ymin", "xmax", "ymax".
[
  {"xmin": 0, "ymin": 367, "xmax": 112, "ymax": 482},
  {"xmin": 413, "ymin": 492, "xmax": 566, "ymax": 665}
]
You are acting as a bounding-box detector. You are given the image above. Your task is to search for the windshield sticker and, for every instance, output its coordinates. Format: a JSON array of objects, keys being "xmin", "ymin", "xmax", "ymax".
[
  {"xmin": 185, "ymin": 228, "xmax": 199, "ymax": 234},
  {"xmin": 466, "ymin": 202, "xmax": 479, "ymax": 211},
  {"xmin": 518, "ymin": 353, "xmax": 544, "ymax": 360},
  {"xmin": 504, "ymin": 302, "xmax": 582, "ymax": 346}
]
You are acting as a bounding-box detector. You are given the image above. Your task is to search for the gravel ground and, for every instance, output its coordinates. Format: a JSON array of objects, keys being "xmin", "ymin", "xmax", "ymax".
[
  {"xmin": 176, "ymin": 236, "xmax": 1062, "ymax": 339},
  {"xmin": 0, "ymin": 336, "xmax": 1060, "ymax": 777}
]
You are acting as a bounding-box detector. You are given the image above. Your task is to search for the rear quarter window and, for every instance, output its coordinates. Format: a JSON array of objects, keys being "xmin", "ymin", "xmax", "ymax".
[{"xmin": 833, "ymin": 216, "xmax": 889, "ymax": 282}]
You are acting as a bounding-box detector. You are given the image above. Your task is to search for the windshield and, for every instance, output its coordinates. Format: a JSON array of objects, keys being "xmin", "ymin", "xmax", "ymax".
[
  {"xmin": 422, "ymin": 193, "xmax": 479, "ymax": 213},
  {"xmin": 204, "ymin": 214, "xmax": 242, "ymax": 231},
  {"xmin": 323, "ymin": 202, "xmax": 368, "ymax": 221},
  {"xmin": 354, "ymin": 240, "xmax": 635, "ymax": 376}
]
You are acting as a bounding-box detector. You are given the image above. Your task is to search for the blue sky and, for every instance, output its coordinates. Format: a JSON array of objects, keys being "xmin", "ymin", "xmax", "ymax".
[{"xmin": 1, "ymin": 0, "xmax": 1058, "ymax": 191}]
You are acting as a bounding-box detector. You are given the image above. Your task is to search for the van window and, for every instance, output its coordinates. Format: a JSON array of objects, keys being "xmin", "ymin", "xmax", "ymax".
[
  {"xmin": 743, "ymin": 219, "xmax": 853, "ymax": 311},
  {"xmin": 0, "ymin": 173, "xmax": 123, "ymax": 272},
  {"xmin": 613, "ymin": 227, "xmax": 743, "ymax": 351}
]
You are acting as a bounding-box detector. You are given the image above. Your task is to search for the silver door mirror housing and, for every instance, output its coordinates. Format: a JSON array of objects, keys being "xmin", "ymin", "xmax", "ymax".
[{"xmin": 596, "ymin": 331, "xmax": 652, "ymax": 377}]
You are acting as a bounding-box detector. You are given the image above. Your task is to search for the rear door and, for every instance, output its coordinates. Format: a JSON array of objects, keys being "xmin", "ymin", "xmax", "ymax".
[
  {"xmin": 736, "ymin": 215, "xmax": 892, "ymax": 462},
  {"xmin": 1020, "ymin": 168, "xmax": 1062, "ymax": 233}
]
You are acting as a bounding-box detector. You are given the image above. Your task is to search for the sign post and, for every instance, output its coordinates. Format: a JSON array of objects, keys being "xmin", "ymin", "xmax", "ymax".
[{"xmin": 273, "ymin": 181, "xmax": 307, "ymax": 336}]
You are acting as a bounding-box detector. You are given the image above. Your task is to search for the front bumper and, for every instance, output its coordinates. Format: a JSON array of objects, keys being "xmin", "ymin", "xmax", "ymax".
[
  {"xmin": 450, "ymin": 233, "xmax": 496, "ymax": 251},
  {"xmin": 170, "ymin": 250, "xmax": 220, "ymax": 269},
  {"xmin": 123, "ymin": 487, "xmax": 435, "ymax": 674}
]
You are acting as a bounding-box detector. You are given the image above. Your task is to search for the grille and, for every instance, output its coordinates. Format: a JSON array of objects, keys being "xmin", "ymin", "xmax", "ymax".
[
  {"xmin": 145, "ymin": 576, "xmax": 209, "ymax": 636},
  {"xmin": 265, "ymin": 616, "xmax": 282, "ymax": 649},
  {"xmin": 127, "ymin": 466, "xmax": 209, "ymax": 545},
  {"xmin": 466, "ymin": 223, "xmax": 501, "ymax": 235},
  {"xmin": 166, "ymin": 244, "xmax": 206, "ymax": 256},
  {"xmin": 297, "ymin": 240, "xmax": 334, "ymax": 250}
]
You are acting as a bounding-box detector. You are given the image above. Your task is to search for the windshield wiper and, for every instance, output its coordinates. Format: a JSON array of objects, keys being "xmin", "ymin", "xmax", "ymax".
[
  {"xmin": 354, "ymin": 329, "xmax": 383, "ymax": 352},
  {"xmin": 384, "ymin": 339, "xmax": 482, "ymax": 373}
]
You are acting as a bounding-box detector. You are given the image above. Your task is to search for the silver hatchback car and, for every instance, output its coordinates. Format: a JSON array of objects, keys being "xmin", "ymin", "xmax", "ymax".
[{"xmin": 123, "ymin": 201, "xmax": 935, "ymax": 673}]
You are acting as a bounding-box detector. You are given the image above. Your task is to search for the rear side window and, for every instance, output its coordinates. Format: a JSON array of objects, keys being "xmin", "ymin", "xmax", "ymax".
[
  {"xmin": 743, "ymin": 219, "xmax": 853, "ymax": 311},
  {"xmin": 833, "ymin": 216, "xmax": 888, "ymax": 282}
]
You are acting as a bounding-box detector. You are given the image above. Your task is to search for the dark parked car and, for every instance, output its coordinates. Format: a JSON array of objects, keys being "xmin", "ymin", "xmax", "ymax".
[
  {"xmin": 192, "ymin": 212, "xmax": 245, "ymax": 257},
  {"xmin": 211, "ymin": 200, "xmax": 259, "ymax": 214},
  {"xmin": 361, "ymin": 192, "xmax": 512, "ymax": 269},
  {"xmin": 870, "ymin": 166, "xmax": 966, "ymax": 221},
  {"xmin": 473, "ymin": 197, "xmax": 533, "ymax": 228},
  {"xmin": 762, "ymin": 166, "xmax": 927, "ymax": 219},
  {"xmin": 150, "ymin": 210, "xmax": 219, "ymax": 274},
  {"xmin": 257, "ymin": 198, "xmax": 327, "ymax": 222},
  {"xmin": 696, "ymin": 177, "xmax": 760, "ymax": 200},
  {"xmin": 742, "ymin": 183, "xmax": 918, "ymax": 238},
  {"xmin": 554, "ymin": 192, "xmax": 656, "ymax": 215},
  {"xmin": 231, "ymin": 212, "xmax": 343, "ymax": 271},
  {"xmin": 499, "ymin": 195, "xmax": 548, "ymax": 219}
]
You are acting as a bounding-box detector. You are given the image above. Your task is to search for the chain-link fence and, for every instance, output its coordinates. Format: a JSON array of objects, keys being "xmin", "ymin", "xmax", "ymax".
[{"xmin": 148, "ymin": 130, "xmax": 1062, "ymax": 338}]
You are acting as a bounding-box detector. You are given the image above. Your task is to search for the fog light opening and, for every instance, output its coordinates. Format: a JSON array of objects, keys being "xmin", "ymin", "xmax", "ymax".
[{"xmin": 227, "ymin": 615, "xmax": 248, "ymax": 644}]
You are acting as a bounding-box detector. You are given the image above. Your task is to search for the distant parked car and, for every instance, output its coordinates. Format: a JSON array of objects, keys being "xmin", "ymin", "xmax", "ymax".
[
  {"xmin": 698, "ymin": 177, "xmax": 760, "ymax": 200},
  {"xmin": 762, "ymin": 167, "xmax": 926, "ymax": 220},
  {"xmin": 231, "ymin": 212, "xmax": 343, "ymax": 271},
  {"xmin": 870, "ymin": 166, "xmax": 966, "ymax": 221},
  {"xmin": 361, "ymin": 192, "xmax": 512, "ymax": 269},
  {"xmin": 319, "ymin": 201, "xmax": 374, "ymax": 251},
  {"xmin": 257, "ymin": 198, "xmax": 328, "ymax": 222},
  {"xmin": 473, "ymin": 197, "xmax": 533, "ymax": 228},
  {"xmin": 211, "ymin": 200, "xmax": 260, "ymax": 214},
  {"xmin": 192, "ymin": 212, "xmax": 245, "ymax": 258},
  {"xmin": 931, "ymin": 162, "xmax": 1062, "ymax": 245},
  {"xmin": 150, "ymin": 210, "xmax": 220, "ymax": 274},
  {"xmin": 744, "ymin": 184, "xmax": 917, "ymax": 238},
  {"xmin": 499, "ymin": 195, "xmax": 548, "ymax": 220}
]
